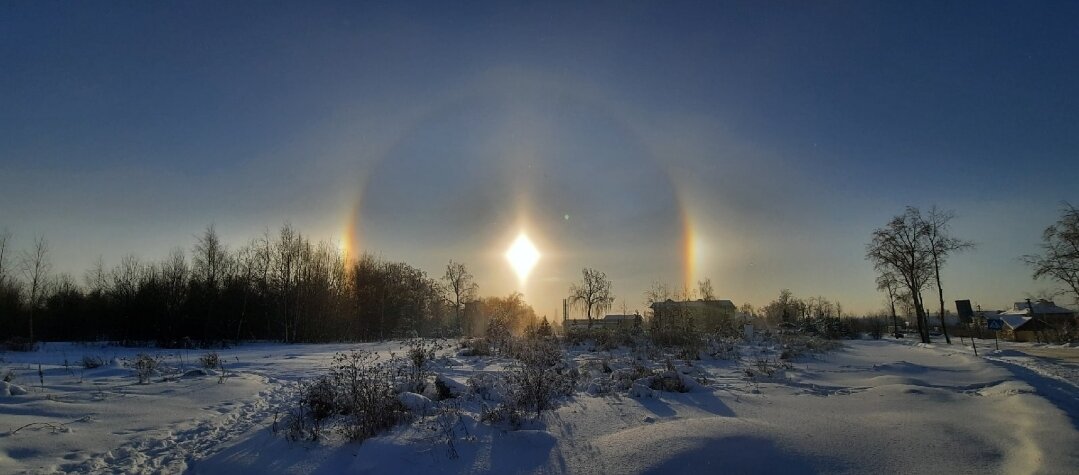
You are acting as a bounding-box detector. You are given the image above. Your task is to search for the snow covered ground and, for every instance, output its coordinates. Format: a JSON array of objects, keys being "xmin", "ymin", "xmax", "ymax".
[{"xmin": 2, "ymin": 338, "xmax": 1077, "ymax": 474}]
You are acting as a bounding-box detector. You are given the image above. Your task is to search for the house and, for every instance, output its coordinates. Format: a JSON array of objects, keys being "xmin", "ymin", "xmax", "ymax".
[
  {"xmin": 649, "ymin": 298, "xmax": 737, "ymax": 332},
  {"xmin": 1002, "ymin": 299, "xmax": 1076, "ymax": 326},
  {"xmin": 563, "ymin": 313, "xmax": 641, "ymax": 331},
  {"xmin": 994, "ymin": 314, "xmax": 1055, "ymax": 342}
]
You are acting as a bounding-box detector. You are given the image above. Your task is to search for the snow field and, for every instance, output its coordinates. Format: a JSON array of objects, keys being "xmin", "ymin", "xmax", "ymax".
[{"xmin": 1, "ymin": 338, "xmax": 1077, "ymax": 474}]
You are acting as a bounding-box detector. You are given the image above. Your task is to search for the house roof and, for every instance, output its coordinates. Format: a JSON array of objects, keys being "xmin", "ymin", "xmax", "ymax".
[
  {"xmin": 602, "ymin": 314, "xmax": 639, "ymax": 321},
  {"xmin": 995, "ymin": 315, "xmax": 1054, "ymax": 331},
  {"xmin": 998, "ymin": 315, "xmax": 1031, "ymax": 330},
  {"xmin": 650, "ymin": 299, "xmax": 736, "ymax": 309},
  {"xmin": 1005, "ymin": 299, "xmax": 1075, "ymax": 316}
]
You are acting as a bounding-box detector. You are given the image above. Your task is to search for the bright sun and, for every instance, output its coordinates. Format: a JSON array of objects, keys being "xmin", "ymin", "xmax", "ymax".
[{"xmin": 505, "ymin": 233, "xmax": 540, "ymax": 283}]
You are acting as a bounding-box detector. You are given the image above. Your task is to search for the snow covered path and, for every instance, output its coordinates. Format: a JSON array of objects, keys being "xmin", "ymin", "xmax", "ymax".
[{"xmin": 3, "ymin": 340, "xmax": 1078, "ymax": 474}]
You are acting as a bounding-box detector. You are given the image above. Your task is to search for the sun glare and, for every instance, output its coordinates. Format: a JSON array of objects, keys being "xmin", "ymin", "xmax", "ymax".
[{"xmin": 505, "ymin": 233, "xmax": 540, "ymax": 283}]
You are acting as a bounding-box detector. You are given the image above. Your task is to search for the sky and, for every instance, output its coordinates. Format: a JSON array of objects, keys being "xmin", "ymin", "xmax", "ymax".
[{"xmin": 2, "ymin": 1, "xmax": 1077, "ymax": 318}]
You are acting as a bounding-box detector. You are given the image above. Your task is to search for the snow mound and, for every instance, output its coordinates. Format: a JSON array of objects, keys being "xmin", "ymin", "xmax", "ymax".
[
  {"xmin": 397, "ymin": 392, "xmax": 433, "ymax": 413},
  {"xmin": 181, "ymin": 368, "xmax": 219, "ymax": 378},
  {"xmin": 434, "ymin": 374, "xmax": 467, "ymax": 397},
  {"xmin": 0, "ymin": 381, "xmax": 28, "ymax": 396},
  {"xmin": 594, "ymin": 418, "xmax": 829, "ymax": 474},
  {"xmin": 977, "ymin": 381, "xmax": 1036, "ymax": 397}
]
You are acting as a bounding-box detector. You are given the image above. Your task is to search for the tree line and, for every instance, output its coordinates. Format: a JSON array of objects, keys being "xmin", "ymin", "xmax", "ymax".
[{"xmin": 0, "ymin": 224, "xmax": 520, "ymax": 347}]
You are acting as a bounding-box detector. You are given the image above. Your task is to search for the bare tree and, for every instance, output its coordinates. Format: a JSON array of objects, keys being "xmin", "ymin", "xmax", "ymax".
[
  {"xmin": 697, "ymin": 278, "xmax": 715, "ymax": 301},
  {"xmin": 160, "ymin": 248, "xmax": 189, "ymax": 337},
  {"xmin": 568, "ymin": 267, "xmax": 613, "ymax": 328},
  {"xmin": 193, "ymin": 224, "xmax": 229, "ymax": 291},
  {"xmin": 899, "ymin": 291, "xmax": 919, "ymax": 326},
  {"xmin": 867, "ymin": 207, "xmax": 935, "ymax": 343},
  {"xmin": 20, "ymin": 235, "xmax": 50, "ymax": 344},
  {"xmin": 1023, "ymin": 203, "xmax": 1079, "ymax": 307},
  {"xmin": 924, "ymin": 206, "xmax": 975, "ymax": 344},
  {"xmin": 274, "ymin": 223, "xmax": 303, "ymax": 342},
  {"xmin": 876, "ymin": 270, "xmax": 902, "ymax": 337},
  {"xmin": 442, "ymin": 260, "xmax": 477, "ymax": 335},
  {"xmin": 761, "ymin": 289, "xmax": 797, "ymax": 325},
  {"xmin": 83, "ymin": 256, "xmax": 106, "ymax": 295},
  {"xmin": 0, "ymin": 228, "xmax": 10, "ymax": 288},
  {"xmin": 644, "ymin": 281, "xmax": 671, "ymax": 306}
]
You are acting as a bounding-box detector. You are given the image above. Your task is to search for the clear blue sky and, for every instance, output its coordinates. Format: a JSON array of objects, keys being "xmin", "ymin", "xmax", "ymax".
[{"xmin": 2, "ymin": 1, "xmax": 1077, "ymax": 316}]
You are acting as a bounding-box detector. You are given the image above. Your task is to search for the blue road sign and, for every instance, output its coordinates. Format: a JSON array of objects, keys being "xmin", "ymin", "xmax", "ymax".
[{"xmin": 987, "ymin": 319, "xmax": 1003, "ymax": 331}]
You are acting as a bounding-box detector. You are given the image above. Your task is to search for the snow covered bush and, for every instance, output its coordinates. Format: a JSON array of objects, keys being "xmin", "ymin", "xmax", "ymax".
[
  {"xmin": 199, "ymin": 351, "xmax": 220, "ymax": 369},
  {"xmin": 280, "ymin": 349, "xmax": 417, "ymax": 443},
  {"xmin": 0, "ymin": 380, "xmax": 29, "ymax": 396},
  {"xmin": 482, "ymin": 337, "xmax": 576, "ymax": 427},
  {"xmin": 648, "ymin": 370, "xmax": 690, "ymax": 393},
  {"xmin": 613, "ymin": 364, "xmax": 654, "ymax": 390},
  {"xmin": 81, "ymin": 355, "xmax": 104, "ymax": 369},
  {"xmin": 132, "ymin": 354, "xmax": 159, "ymax": 384},
  {"xmin": 467, "ymin": 372, "xmax": 505, "ymax": 401},
  {"xmin": 405, "ymin": 339, "xmax": 437, "ymax": 390},
  {"xmin": 484, "ymin": 316, "xmax": 514, "ymax": 354},
  {"xmin": 564, "ymin": 325, "xmax": 641, "ymax": 351},
  {"xmin": 744, "ymin": 355, "xmax": 792, "ymax": 379},
  {"xmin": 458, "ymin": 337, "xmax": 493, "ymax": 357},
  {"xmin": 329, "ymin": 350, "xmax": 411, "ymax": 442},
  {"xmin": 706, "ymin": 336, "xmax": 739, "ymax": 359},
  {"xmin": 776, "ymin": 335, "xmax": 842, "ymax": 360},
  {"xmin": 428, "ymin": 374, "xmax": 464, "ymax": 401},
  {"xmin": 590, "ymin": 364, "xmax": 655, "ymax": 395},
  {"xmin": 649, "ymin": 315, "xmax": 706, "ymax": 361},
  {"xmin": 622, "ymin": 361, "xmax": 696, "ymax": 394},
  {"xmin": 284, "ymin": 377, "xmax": 337, "ymax": 441},
  {"xmin": 504, "ymin": 360, "xmax": 572, "ymax": 416}
]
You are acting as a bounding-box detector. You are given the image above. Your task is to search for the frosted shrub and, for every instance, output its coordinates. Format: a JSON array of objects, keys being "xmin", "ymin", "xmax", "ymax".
[
  {"xmin": 505, "ymin": 361, "xmax": 571, "ymax": 416},
  {"xmin": 613, "ymin": 364, "xmax": 654, "ymax": 391},
  {"xmin": 330, "ymin": 350, "xmax": 411, "ymax": 442},
  {"xmin": 81, "ymin": 355, "xmax": 104, "ymax": 369},
  {"xmin": 744, "ymin": 355, "xmax": 792, "ymax": 378},
  {"xmin": 405, "ymin": 339, "xmax": 437, "ymax": 390},
  {"xmin": 199, "ymin": 351, "xmax": 220, "ymax": 369},
  {"xmin": 133, "ymin": 354, "xmax": 159, "ymax": 384},
  {"xmin": 484, "ymin": 338, "xmax": 575, "ymax": 427},
  {"xmin": 776, "ymin": 335, "xmax": 841, "ymax": 360},
  {"xmin": 707, "ymin": 336, "xmax": 739, "ymax": 359},
  {"xmin": 565, "ymin": 326, "xmax": 641, "ymax": 351},
  {"xmin": 284, "ymin": 377, "xmax": 337, "ymax": 441},
  {"xmin": 280, "ymin": 350, "xmax": 414, "ymax": 443},
  {"xmin": 458, "ymin": 337, "xmax": 492, "ymax": 357},
  {"xmin": 467, "ymin": 372, "xmax": 504, "ymax": 401},
  {"xmin": 648, "ymin": 370, "xmax": 690, "ymax": 393}
]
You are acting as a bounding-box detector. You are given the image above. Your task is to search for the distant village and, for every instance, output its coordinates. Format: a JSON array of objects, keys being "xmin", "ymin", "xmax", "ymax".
[{"xmin": 560, "ymin": 296, "xmax": 1078, "ymax": 344}]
